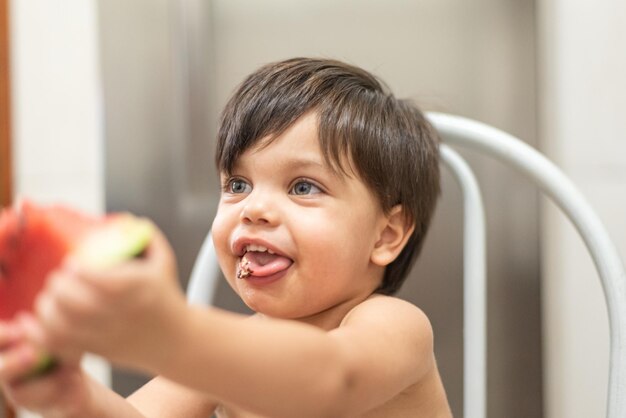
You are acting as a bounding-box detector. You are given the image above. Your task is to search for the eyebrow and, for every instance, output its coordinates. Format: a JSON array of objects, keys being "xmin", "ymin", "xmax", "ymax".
[
  {"xmin": 279, "ymin": 158, "xmax": 327, "ymax": 171},
  {"xmin": 279, "ymin": 156, "xmax": 352, "ymax": 178},
  {"xmin": 229, "ymin": 156, "xmax": 345, "ymax": 180}
]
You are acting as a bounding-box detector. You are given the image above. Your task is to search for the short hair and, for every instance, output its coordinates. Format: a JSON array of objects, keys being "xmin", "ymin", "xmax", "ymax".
[{"xmin": 216, "ymin": 57, "xmax": 440, "ymax": 295}]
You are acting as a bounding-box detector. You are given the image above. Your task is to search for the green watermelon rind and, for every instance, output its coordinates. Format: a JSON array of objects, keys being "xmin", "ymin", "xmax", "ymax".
[
  {"xmin": 21, "ymin": 353, "xmax": 59, "ymax": 381},
  {"xmin": 73, "ymin": 215, "xmax": 154, "ymax": 270}
]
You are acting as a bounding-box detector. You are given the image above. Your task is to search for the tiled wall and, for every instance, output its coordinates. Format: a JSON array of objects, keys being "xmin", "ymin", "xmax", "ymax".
[{"xmin": 539, "ymin": 1, "xmax": 626, "ymax": 417}]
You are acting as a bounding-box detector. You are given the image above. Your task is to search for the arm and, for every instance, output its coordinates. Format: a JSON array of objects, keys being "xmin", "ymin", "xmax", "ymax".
[
  {"xmin": 35, "ymin": 285, "xmax": 432, "ymax": 417},
  {"xmin": 151, "ymin": 296, "xmax": 434, "ymax": 418},
  {"xmin": 128, "ymin": 376, "xmax": 218, "ymax": 418}
]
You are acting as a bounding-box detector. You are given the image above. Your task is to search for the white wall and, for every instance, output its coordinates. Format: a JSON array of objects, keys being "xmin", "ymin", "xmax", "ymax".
[
  {"xmin": 9, "ymin": 0, "xmax": 109, "ymax": 415},
  {"xmin": 538, "ymin": 0, "xmax": 626, "ymax": 417},
  {"xmin": 10, "ymin": 0, "xmax": 104, "ymax": 212}
]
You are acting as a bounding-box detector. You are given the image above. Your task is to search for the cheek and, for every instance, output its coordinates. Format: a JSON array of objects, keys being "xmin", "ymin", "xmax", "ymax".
[
  {"xmin": 211, "ymin": 210, "xmax": 228, "ymax": 250},
  {"xmin": 211, "ymin": 208, "xmax": 237, "ymax": 273},
  {"xmin": 294, "ymin": 211, "xmax": 375, "ymax": 275}
]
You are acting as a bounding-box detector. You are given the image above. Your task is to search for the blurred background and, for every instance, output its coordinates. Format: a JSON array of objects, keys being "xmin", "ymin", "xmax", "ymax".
[{"xmin": 3, "ymin": 1, "xmax": 626, "ymax": 417}]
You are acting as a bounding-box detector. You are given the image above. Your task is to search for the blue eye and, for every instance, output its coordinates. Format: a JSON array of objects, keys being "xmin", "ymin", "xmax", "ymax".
[
  {"xmin": 228, "ymin": 179, "xmax": 252, "ymax": 194},
  {"xmin": 290, "ymin": 180, "xmax": 321, "ymax": 196}
]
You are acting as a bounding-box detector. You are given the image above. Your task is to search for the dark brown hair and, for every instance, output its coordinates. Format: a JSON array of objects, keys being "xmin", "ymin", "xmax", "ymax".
[{"xmin": 216, "ymin": 57, "xmax": 440, "ymax": 295}]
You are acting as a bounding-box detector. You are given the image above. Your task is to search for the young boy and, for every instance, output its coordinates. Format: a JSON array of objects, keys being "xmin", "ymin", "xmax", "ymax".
[{"xmin": 0, "ymin": 58, "xmax": 451, "ymax": 417}]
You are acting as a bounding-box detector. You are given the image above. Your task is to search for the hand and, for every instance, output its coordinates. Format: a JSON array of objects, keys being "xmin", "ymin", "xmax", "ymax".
[
  {"xmin": 31, "ymin": 224, "xmax": 190, "ymax": 372},
  {"xmin": 0, "ymin": 318, "xmax": 35, "ymax": 384},
  {"xmin": 0, "ymin": 316, "xmax": 88, "ymax": 417}
]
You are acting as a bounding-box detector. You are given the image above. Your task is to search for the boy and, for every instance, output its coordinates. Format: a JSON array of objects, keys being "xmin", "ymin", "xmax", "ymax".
[{"xmin": 0, "ymin": 57, "xmax": 451, "ymax": 417}]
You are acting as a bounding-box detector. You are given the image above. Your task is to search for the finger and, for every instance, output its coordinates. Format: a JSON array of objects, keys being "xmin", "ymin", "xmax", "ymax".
[
  {"xmin": 34, "ymin": 296, "xmax": 89, "ymax": 356},
  {"xmin": 45, "ymin": 269, "xmax": 103, "ymax": 324},
  {"xmin": 0, "ymin": 321, "xmax": 22, "ymax": 349},
  {"xmin": 33, "ymin": 290, "xmax": 75, "ymax": 351},
  {"xmin": 0, "ymin": 342, "xmax": 39, "ymax": 383},
  {"xmin": 21, "ymin": 307, "xmax": 83, "ymax": 364},
  {"xmin": 4, "ymin": 364, "xmax": 80, "ymax": 409},
  {"xmin": 141, "ymin": 223, "xmax": 176, "ymax": 269},
  {"xmin": 16, "ymin": 312, "xmax": 47, "ymax": 348},
  {"xmin": 33, "ymin": 288, "xmax": 106, "ymax": 358}
]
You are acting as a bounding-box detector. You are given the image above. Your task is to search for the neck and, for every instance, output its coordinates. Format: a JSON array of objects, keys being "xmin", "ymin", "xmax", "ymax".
[{"xmin": 297, "ymin": 291, "xmax": 380, "ymax": 331}]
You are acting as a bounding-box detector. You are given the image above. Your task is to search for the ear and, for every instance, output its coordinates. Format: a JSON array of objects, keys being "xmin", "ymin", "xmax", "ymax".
[{"xmin": 371, "ymin": 205, "xmax": 415, "ymax": 267}]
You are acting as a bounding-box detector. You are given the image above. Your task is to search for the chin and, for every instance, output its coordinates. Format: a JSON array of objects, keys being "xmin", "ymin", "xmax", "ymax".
[{"xmin": 241, "ymin": 297, "xmax": 303, "ymax": 320}]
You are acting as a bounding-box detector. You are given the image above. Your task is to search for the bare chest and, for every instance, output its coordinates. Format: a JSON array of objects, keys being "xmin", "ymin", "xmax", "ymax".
[
  {"xmin": 214, "ymin": 380, "xmax": 451, "ymax": 418},
  {"xmin": 214, "ymin": 404, "xmax": 415, "ymax": 418}
]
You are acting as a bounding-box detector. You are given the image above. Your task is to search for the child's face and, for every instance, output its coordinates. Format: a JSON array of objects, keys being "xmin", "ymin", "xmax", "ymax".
[{"xmin": 212, "ymin": 113, "xmax": 388, "ymax": 326}]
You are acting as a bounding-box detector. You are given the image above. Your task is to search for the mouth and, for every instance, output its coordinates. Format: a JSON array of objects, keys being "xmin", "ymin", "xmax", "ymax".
[{"xmin": 235, "ymin": 242, "xmax": 294, "ymax": 280}]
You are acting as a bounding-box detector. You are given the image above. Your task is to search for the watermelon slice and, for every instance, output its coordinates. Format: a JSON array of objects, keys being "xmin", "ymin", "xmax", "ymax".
[{"xmin": 0, "ymin": 200, "xmax": 153, "ymax": 377}]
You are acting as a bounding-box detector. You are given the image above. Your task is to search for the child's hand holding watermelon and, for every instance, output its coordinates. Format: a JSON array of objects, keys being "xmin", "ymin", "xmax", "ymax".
[
  {"xmin": 30, "ymin": 224, "xmax": 190, "ymax": 372},
  {"xmin": 0, "ymin": 201, "xmax": 190, "ymax": 374},
  {"xmin": 0, "ymin": 201, "xmax": 192, "ymax": 416}
]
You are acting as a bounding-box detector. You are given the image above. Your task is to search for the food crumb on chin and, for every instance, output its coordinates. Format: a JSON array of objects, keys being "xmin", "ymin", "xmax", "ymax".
[{"xmin": 237, "ymin": 256, "xmax": 253, "ymax": 279}]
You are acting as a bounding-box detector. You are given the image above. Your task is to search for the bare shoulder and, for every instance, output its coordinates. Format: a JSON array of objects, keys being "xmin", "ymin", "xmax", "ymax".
[
  {"xmin": 340, "ymin": 294, "xmax": 433, "ymax": 342},
  {"xmin": 332, "ymin": 294, "xmax": 435, "ymax": 382},
  {"xmin": 321, "ymin": 294, "xmax": 445, "ymax": 415}
]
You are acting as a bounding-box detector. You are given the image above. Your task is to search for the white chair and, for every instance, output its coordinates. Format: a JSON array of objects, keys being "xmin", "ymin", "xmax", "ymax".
[{"xmin": 186, "ymin": 113, "xmax": 626, "ymax": 418}]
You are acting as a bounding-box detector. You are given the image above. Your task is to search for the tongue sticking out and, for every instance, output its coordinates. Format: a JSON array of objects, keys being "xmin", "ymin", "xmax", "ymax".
[{"xmin": 241, "ymin": 251, "xmax": 292, "ymax": 278}]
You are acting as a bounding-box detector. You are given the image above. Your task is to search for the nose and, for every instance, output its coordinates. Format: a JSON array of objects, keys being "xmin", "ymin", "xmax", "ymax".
[{"xmin": 240, "ymin": 191, "xmax": 278, "ymax": 226}]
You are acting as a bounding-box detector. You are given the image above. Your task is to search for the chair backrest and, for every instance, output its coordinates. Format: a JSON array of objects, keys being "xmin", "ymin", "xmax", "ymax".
[{"xmin": 186, "ymin": 112, "xmax": 626, "ymax": 418}]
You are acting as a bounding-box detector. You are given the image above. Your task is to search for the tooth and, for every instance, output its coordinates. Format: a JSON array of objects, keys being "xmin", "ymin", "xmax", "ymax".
[{"xmin": 242, "ymin": 243, "xmax": 273, "ymax": 253}]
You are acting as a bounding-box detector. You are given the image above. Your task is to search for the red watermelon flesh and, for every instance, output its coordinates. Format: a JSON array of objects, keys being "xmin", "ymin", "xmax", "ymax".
[{"xmin": 0, "ymin": 201, "xmax": 153, "ymax": 321}]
